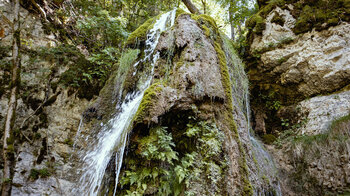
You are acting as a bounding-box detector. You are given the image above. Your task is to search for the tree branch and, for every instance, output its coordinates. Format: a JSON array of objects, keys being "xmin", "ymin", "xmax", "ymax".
[{"xmin": 181, "ymin": 0, "xmax": 201, "ymax": 14}]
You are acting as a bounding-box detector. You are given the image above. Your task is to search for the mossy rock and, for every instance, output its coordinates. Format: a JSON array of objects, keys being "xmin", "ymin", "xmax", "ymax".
[
  {"xmin": 29, "ymin": 168, "xmax": 51, "ymax": 180},
  {"xmin": 247, "ymin": 0, "xmax": 350, "ymax": 37},
  {"xmin": 126, "ymin": 17, "xmax": 157, "ymax": 46},
  {"xmin": 175, "ymin": 8, "xmax": 186, "ymax": 18},
  {"xmin": 262, "ymin": 134, "xmax": 277, "ymax": 145},
  {"xmin": 132, "ymin": 83, "xmax": 163, "ymax": 124},
  {"xmin": 271, "ymin": 13, "xmax": 285, "ymax": 26},
  {"xmin": 246, "ymin": 15, "xmax": 266, "ymax": 34}
]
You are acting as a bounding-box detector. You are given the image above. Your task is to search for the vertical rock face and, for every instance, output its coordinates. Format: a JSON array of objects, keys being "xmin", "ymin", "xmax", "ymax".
[
  {"xmin": 247, "ymin": 1, "xmax": 350, "ymax": 195},
  {"xmin": 0, "ymin": 1, "xmax": 94, "ymax": 195}
]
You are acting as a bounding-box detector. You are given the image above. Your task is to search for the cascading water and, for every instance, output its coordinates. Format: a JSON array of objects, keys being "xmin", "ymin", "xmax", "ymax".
[
  {"xmin": 75, "ymin": 9, "xmax": 177, "ymax": 196},
  {"xmin": 222, "ymin": 38, "xmax": 282, "ymax": 196}
]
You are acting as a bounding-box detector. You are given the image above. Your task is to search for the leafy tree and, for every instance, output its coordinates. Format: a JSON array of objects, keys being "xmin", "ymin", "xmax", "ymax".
[{"xmin": 215, "ymin": 0, "xmax": 257, "ymax": 40}]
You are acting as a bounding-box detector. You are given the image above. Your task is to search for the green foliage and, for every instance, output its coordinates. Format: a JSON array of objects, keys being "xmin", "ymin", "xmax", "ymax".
[
  {"xmin": 73, "ymin": 0, "xmax": 179, "ymax": 34},
  {"xmin": 2, "ymin": 178, "xmax": 11, "ymax": 184},
  {"xmin": 259, "ymin": 92, "xmax": 281, "ymax": 111},
  {"xmin": 86, "ymin": 47, "xmax": 120, "ymax": 86},
  {"xmin": 28, "ymin": 43, "xmax": 117, "ymax": 99},
  {"xmin": 185, "ymin": 122, "xmax": 225, "ymax": 157},
  {"xmin": 76, "ymin": 9, "xmax": 127, "ymax": 49},
  {"xmin": 119, "ymin": 126, "xmax": 181, "ymax": 195},
  {"xmin": 281, "ymin": 118, "xmax": 289, "ymax": 128},
  {"xmin": 215, "ymin": 0, "xmax": 258, "ymax": 35},
  {"xmin": 329, "ymin": 113, "xmax": 350, "ymax": 132},
  {"xmin": 29, "ymin": 168, "xmax": 51, "ymax": 180},
  {"xmin": 138, "ymin": 127, "xmax": 178, "ymax": 163},
  {"xmin": 274, "ymin": 113, "xmax": 350, "ymax": 149},
  {"xmin": 119, "ymin": 120, "xmax": 227, "ymax": 195},
  {"xmin": 118, "ymin": 49, "xmax": 140, "ymax": 76}
]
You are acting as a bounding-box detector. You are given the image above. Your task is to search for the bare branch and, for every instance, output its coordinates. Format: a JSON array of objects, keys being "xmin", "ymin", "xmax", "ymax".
[{"xmin": 181, "ymin": 0, "xmax": 201, "ymax": 14}]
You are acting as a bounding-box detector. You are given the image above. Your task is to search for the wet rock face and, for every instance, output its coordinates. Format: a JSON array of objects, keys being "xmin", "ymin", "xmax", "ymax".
[
  {"xmin": 247, "ymin": 4, "xmax": 350, "ymax": 195},
  {"xmin": 112, "ymin": 13, "xmax": 281, "ymax": 196},
  {"xmin": 120, "ymin": 14, "xmax": 241, "ymax": 195}
]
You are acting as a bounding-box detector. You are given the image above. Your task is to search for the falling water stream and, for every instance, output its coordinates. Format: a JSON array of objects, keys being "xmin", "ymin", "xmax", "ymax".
[
  {"xmin": 76, "ymin": 9, "xmax": 177, "ymax": 196},
  {"xmin": 224, "ymin": 39, "xmax": 282, "ymax": 195}
]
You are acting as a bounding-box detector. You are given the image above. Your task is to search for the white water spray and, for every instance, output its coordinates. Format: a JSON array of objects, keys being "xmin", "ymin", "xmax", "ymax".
[{"xmin": 76, "ymin": 9, "xmax": 177, "ymax": 196}]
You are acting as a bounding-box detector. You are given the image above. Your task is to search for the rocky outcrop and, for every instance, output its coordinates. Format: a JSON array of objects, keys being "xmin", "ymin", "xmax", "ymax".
[
  {"xmin": 247, "ymin": 1, "xmax": 350, "ymax": 195},
  {"xmin": 0, "ymin": 1, "xmax": 94, "ymax": 195},
  {"xmin": 102, "ymin": 12, "xmax": 280, "ymax": 196}
]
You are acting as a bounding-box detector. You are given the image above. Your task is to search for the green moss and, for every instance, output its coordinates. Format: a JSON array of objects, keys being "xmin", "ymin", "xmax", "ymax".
[
  {"xmin": 132, "ymin": 83, "xmax": 163, "ymax": 124},
  {"xmin": 34, "ymin": 133, "xmax": 41, "ymax": 140},
  {"xmin": 175, "ymin": 8, "xmax": 186, "ymax": 19},
  {"xmin": 277, "ymin": 56, "xmax": 288, "ymax": 65},
  {"xmin": 294, "ymin": 0, "xmax": 350, "ymax": 33},
  {"xmin": 64, "ymin": 138, "xmax": 74, "ymax": 147},
  {"xmin": 246, "ymin": 15, "xmax": 266, "ymax": 34},
  {"xmin": 247, "ymin": 0, "xmax": 350, "ymax": 37},
  {"xmin": 7, "ymin": 145, "xmax": 15, "ymax": 154},
  {"xmin": 262, "ymin": 134, "xmax": 277, "ymax": 144},
  {"xmin": 201, "ymin": 25, "xmax": 211, "ymax": 37},
  {"xmin": 293, "ymin": 5, "xmax": 314, "ymax": 34},
  {"xmin": 330, "ymin": 113, "xmax": 350, "ymax": 131},
  {"xmin": 191, "ymin": 14, "xmax": 218, "ymax": 31},
  {"xmin": 271, "ymin": 13, "xmax": 285, "ymax": 26},
  {"xmin": 29, "ymin": 168, "xmax": 51, "ymax": 180},
  {"xmin": 213, "ymin": 31, "xmax": 253, "ymax": 195},
  {"xmin": 126, "ymin": 17, "xmax": 157, "ymax": 45}
]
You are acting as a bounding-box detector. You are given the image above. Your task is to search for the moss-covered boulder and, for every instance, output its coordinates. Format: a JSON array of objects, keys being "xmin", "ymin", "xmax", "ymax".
[{"xmin": 94, "ymin": 11, "xmax": 281, "ymax": 196}]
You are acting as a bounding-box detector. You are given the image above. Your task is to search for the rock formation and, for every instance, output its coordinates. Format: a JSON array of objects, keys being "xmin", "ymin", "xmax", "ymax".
[{"xmin": 246, "ymin": 0, "xmax": 350, "ymax": 195}]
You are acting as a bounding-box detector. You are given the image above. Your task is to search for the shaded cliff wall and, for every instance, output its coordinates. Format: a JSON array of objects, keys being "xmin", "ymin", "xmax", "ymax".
[
  {"xmin": 0, "ymin": 1, "xmax": 97, "ymax": 195},
  {"xmin": 246, "ymin": 0, "xmax": 350, "ymax": 195}
]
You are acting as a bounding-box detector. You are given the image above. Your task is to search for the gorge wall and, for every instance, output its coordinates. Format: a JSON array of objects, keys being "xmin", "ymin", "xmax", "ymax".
[
  {"xmin": 246, "ymin": 0, "xmax": 350, "ymax": 195},
  {"xmin": 0, "ymin": 1, "xmax": 96, "ymax": 195}
]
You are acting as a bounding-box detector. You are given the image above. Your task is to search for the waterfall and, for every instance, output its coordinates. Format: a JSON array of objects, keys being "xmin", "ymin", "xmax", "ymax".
[
  {"xmin": 222, "ymin": 37, "xmax": 282, "ymax": 196},
  {"xmin": 75, "ymin": 9, "xmax": 177, "ymax": 196}
]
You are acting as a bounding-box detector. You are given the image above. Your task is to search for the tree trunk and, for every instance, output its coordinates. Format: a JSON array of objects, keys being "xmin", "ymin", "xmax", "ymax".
[
  {"xmin": 201, "ymin": 0, "xmax": 207, "ymax": 14},
  {"xmin": 181, "ymin": 0, "xmax": 201, "ymax": 14},
  {"xmin": 229, "ymin": 8, "xmax": 235, "ymax": 40},
  {"xmin": 1, "ymin": 0, "xmax": 20, "ymax": 195},
  {"xmin": 237, "ymin": 22, "xmax": 242, "ymax": 40}
]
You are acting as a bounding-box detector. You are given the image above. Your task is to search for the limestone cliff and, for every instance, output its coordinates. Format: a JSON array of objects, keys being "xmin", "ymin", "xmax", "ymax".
[
  {"xmin": 0, "ymin": 1, "xmax": 95, "ymax": 195},
  {"xmin": 246, "ymin": 0, "xmax": 350, "ymax": 195}
]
